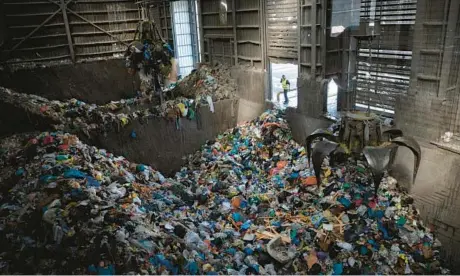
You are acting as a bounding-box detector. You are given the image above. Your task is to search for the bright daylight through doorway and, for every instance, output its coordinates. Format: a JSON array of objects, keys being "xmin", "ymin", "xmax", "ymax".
[{"xmin": 270, "ymin": 63, "xmax": 298, "ymax": 108}]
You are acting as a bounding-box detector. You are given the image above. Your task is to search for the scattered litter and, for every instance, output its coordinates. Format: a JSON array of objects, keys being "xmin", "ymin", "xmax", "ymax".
[
  {"xmin": 0, "ymin": 109, "xmax": 450, "ymax": 274},
  {"xmin": 0, "ymin": 63, "xmax": 236, "ymax": 137}
]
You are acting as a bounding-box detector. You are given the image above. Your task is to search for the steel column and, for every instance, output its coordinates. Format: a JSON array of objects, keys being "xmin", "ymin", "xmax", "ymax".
[{"xmin": 60, "ymin": 0, "xmax": 75, "ymax": 62}]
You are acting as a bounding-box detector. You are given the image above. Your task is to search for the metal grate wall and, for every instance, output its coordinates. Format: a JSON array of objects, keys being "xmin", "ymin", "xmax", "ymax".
[
  {"xmin": 149, "ymin": 1, "xmax": 174, "ymax": 48},
  {"xmin": 0, "ymin": 0, "xmax": 140, "ymax": 64},
  {"xmin": 355, "ymin": 0, "xmax": 417, "ymax": 114},
  {"xmin": 266, "ymin": 0, "xmax": 298, "ymax": 61},
  {"xmin": 199, "ymin": 0, "xmax": 263, "ymax": 68}
]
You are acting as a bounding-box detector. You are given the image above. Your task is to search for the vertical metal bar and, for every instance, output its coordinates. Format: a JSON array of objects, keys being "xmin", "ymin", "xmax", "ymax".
[
  {"xmin": 163, "ymin": 2, "xmax": 169, "ymax": 42},
  {"xmin": 222, "ymin": 39, "xmax": 225, "ymax": 64},
  {"xmin": 209, "ymin": 38, "xmax": 214, "ymax": 64},
  {"xmin": 232, "ymin": 0, "xmax": 238, "ymax": 65},
  {"xmin": 436, "ymin": 0, "xmax": 451, "ymax": 97},
  {"xmin": 439, "ymin": 0, "xmax": 457, "ymax": 98},
  {"xmin": 297, "ymin": 0, "xmax": 302, "ymax": 76},
  {"xmin": 197, "ymin": 0, "xmax": 205, "ymax": 62},
  {"xmin": 312, "ymin": 0, "xmax": 317, "ymax": 77},
  {"xmin": 60, "ymin": 0, "xmax": 75, "ymax": 62},
  {"xmin": 260, "ymin": 0, "xmax": 266, "ymax": 70},
  {"xmin": 321, "ymin": 0, "xmax": 326, "ymax": 77},
  {"xmin": 171, "ymin": 1, "xmax": 177, "ymax": 59},
  {"xmin": 188, "ymin": 0, "xmax": 198, "ymax": 66}
]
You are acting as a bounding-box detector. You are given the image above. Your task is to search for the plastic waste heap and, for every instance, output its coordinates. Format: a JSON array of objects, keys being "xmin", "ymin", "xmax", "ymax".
[
  {"xmin": 0, "ymin": 109, "xmax": 450, "ymax": 274},
  {"xmin": 0, "ymin": 63, "xmax": 236, "ymax": 138}
]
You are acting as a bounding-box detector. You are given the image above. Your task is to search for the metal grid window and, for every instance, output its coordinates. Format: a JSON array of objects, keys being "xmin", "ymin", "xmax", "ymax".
[
  {"xmin": 172, "ymin": 0, "xmax": 199, "ymax": 77},
  {"xmin": 355, "ymin": 0, "xmax": 417, "ymax": 116}
]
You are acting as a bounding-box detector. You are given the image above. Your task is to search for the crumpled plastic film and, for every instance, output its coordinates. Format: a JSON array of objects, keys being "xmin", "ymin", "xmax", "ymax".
[
  {"xmin": 0, "ymin": 63, "xmax": 237, "ymax": 137},
  {"xmin": 0, "ymin": 109, "xmax": 450, "ymax": 275}
]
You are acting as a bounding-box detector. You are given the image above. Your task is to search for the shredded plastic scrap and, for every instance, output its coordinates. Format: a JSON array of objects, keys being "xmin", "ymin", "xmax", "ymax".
[
  {"xmin": 0, "ymin": 63, "xmax": 236, "ymax": 137},
  {"xmin": 0, "ymin": 109, "xmax": 450, "ymax": 275}
]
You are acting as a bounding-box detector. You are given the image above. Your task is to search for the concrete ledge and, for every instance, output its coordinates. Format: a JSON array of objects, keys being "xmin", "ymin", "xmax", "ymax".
[
  {"xmin": 0, "ymin": 97, "xmax": 60, "ymax": 138},
  {"xmin": 391, "ymin": 140, "xmax": 460, "ymax": 272},
  {"xmin": 237, "ymin": 98, "xmax": 266, "ymax": 123},
  {"xmin": 87, "ymin": 98, "xmax": 239, "ymax": 175},
  {"xmin": 285, "ymin": 107, "xmax": 331, "ymax": 145},
  {"xmin": 0, "ymin": 59, "xmax": 139, "ymax": 104}
]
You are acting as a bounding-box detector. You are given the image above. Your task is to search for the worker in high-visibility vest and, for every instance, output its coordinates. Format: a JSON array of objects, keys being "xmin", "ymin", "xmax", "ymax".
[{"xmin": 280, "ymin": 75, "xmax": 291, "ymax": 104}]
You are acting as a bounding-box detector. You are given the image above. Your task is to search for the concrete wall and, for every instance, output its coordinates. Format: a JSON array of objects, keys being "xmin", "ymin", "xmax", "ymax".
[
  {"xmin": 88, "ymin": 99, "xmax": 239, "ymax": 175},
  {"xmin": 391, "ymin": 142, "xmax": 460, "ymax": 272},
  {"xmin": 0, "ymin": 59, "xmax": 139, "ymax": 104},
  {"xmin": 0, "ymin": 101, "xmax": 60, "ymax": 138},
  {"xmin": 285, "ymin": 107, "xmax": 331, "ymax": 144},
  {"xmin": 297, "ymin": 78, "xmax": 325, "ymax": 118},
  {"xmin": 230, "ymin": 66, "xmax": 267, "ymax": 122}
]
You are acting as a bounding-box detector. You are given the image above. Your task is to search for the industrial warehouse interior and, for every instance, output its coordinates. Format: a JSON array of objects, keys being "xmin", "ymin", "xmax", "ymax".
[{"xmin": 0, "ymin": 0, "xmax": 459, "ymax": 274}]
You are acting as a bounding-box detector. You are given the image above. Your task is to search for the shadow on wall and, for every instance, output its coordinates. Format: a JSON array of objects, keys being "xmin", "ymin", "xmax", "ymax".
[
  {"xmin": 85, "ymin": 66, "xmax": 268, "ymax": 175},
  {"xmin": 285, "ymin": 107, "xmax": 331, "ymax": 144},
  {"xmin": 87, "ymin": 99, "xmax": 240, "ymax": 176},
  {"xmin": 0, "ymin": 101, "xmax": 60, "ymax": 138},
  {"xmin": 0, "ymin": 59, "xmax": 140, "ymax": 104},
  {"xmin": 0, "ymin": 64, "xmax": 269, "ymax": 176},
  {"xmin": 391, "ymin": 142, "xmax": 460, "ymax": 273},
  {"xmin": 230, "ymin": 66, "xmax": 267, "ymax": 122}
]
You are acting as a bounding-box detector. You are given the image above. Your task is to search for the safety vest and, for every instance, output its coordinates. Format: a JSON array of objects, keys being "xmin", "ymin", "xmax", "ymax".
[{"xmin": 281, "ymin": 79, "xmax": 288, "ymax": 90}]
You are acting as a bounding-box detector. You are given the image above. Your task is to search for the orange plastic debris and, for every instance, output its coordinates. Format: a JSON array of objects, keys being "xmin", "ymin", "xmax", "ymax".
[
  {"xmin": 269, "ymin": 168, "xmax": 279, "ymax": 175},
  {"xmin": 231, "ymin": 196, "xmax": 241, "ymax": 209},
  {"xmin": 302, "ymin": 176, "xmax": 317, "ymax": 186},
  {"xmin": 276, "ymin": 161, "xmax": 288, "ymax": 169},
  {"xmin": 262, "ymin": 122, "xmax": 281, "ymax": 129},
  {"xmin": 306, "ymin": 250, "xmax": 319, "ymax": 269}
]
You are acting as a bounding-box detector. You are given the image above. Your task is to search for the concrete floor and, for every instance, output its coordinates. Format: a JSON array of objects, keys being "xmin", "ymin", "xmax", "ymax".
[{"xmin": 270, "ymin": 63, "xmax": 298, "ymax": 108}]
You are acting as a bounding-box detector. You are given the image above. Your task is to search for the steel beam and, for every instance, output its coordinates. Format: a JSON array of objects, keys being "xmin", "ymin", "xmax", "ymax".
[
  {"xmin": 60, "ymin": 0, "xmax": 75, "ymax": 62},
  {"xmin": 66, "ymin": 8, "xmax": 129, "ymax": 46},
  {"xmin": 232, "ymin": 0, "xmax": 237, "ymax": 65},
  {"xmin": 9, "ymin": 9, "xmax": 61, "ymax": 53}
]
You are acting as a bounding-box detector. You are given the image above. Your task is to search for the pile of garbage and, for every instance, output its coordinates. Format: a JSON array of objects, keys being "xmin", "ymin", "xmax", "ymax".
[
  {"xmin": 170, "ymin": 63, "xmax": 236, "ymax": 102},
  {"xmin": 0, "ymin": 64, "xmax": 236, "ymax": 136},
  {"xmin": 0, "ymin": 110, "xmax": 449, "ymax": 274}
]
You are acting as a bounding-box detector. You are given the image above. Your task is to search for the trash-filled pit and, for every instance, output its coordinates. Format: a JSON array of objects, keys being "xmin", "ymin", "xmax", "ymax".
[
  {"xmin": 0, "ymin": 64, "xmax": 240, "ymax": 174},
  {"xmin": 0, "ymin": 106, "xmax": 450, "ymax": 274}
]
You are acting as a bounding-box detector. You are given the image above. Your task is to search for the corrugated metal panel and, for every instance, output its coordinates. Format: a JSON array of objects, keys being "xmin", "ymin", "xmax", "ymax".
[
  {"xmin": 1, "ymin": 0, "xmax": 70, "ymax": 63},
  {"xmin": 355, "ymin": 0, "xmax": 417, "ymax": 114},
  {"xmin": 266, "ymin": 0, "xmax": 297, "ymax": 59},
  {"xmin": 1, "ymin": 0, "xmax": 140, "ymax": 64},
  {"xmin": 298, "ymin": 0, "xmax": 326, "ymax": 77}
]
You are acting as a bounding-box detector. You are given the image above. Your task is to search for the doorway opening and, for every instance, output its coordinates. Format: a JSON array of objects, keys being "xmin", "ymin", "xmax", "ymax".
[
  {"xmin": 326, "ymin": 79, "xmax": 339, "ymax": 118},
  {"xmin": 270, "ymin": 62, "xmax": 298, "ymax": 108}
]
